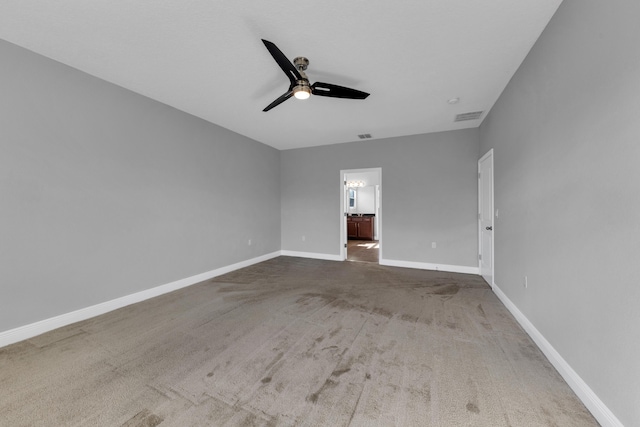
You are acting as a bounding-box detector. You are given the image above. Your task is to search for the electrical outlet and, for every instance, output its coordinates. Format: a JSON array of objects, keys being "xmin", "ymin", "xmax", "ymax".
[
  {"xmin": 432, "ymin": 242, "xmax": 436, "ymax": 249},
  {"xmin": 524, "ymin": 276, "xmax": 528, "ymax": 288}
]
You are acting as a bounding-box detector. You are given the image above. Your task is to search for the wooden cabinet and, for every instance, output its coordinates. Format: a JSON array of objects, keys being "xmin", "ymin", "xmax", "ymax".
[
  {"xmin": 347, "ymin": 220, "xmax": 359, "ymax": 239},
  {"xmin": 347, "ymin": 216, "xmax": 375, "ymax": 240}
]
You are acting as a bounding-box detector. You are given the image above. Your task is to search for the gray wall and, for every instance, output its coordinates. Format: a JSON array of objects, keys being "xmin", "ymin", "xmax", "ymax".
[
  {"xmin": 281, "ymin": 130, "xmax": 480, "ymax": 268},
  {"xmin": 479, "ymin": 0, "xmax": 640, "ymax": 425},
  {"xmin": 0, "ymin": 40, "xmax": 281, "ymax": 332}
]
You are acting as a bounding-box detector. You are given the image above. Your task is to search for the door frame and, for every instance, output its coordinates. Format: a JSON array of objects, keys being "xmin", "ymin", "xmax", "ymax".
[
  {"xmin": 340, "ymin": 167, "xmax": 382, "ymax": 261},
  {"xmin": 478, "ymin": 149, "xmax": 494, "ymax": 287}
]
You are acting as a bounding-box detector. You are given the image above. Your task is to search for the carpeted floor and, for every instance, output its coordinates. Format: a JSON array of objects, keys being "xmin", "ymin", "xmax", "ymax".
[{"xmin": 0, "ymin": 257, "xmax": 598, "ymax": 426}]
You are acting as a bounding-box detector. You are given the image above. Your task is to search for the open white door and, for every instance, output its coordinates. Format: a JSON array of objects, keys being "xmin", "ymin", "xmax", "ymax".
[
  {"xmin": 479, "ymin": 150, "xmax": 494, "ymax": 286},
  {"xmin": 341, "ymin": 173, "xmax": 348, "ymax": 260}
]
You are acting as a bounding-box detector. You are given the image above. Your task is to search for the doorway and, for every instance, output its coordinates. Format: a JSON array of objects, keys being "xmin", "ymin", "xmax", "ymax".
[
  {"xmin": 478, "ymin": 149, "xmax": 494, "ymax": 286},
  {"xmin": 341, "ymin": 168, "xmax": 381, "ymax": 263}
]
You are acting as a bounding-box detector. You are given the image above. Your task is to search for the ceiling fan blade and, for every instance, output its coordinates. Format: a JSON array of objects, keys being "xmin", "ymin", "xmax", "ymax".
[
  {"xmin": 311, "ymin": 82, "xmax": 370, "ymax": 100},
  {"xmin": 262, "ymin": 39, "xmax": 302, "ymax": 84},
  {"xmin": 263, "ymin": 90, "xmax": 294, "ymax": 112}
]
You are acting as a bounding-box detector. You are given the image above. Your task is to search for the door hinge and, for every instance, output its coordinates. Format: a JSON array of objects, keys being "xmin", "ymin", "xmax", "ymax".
[
  {"xmin": 344, "ymin": 212, "xmax": 348, "ymax": 217},
  {"xmin": 478, "ymin": 172, "xmax": 481, "ymax": 179},
  {"xmin": 478, "ymin": 213, "xmax": 481, "ymax": 220},
  {"xmin": 344, "ymin": 243, "xmax": 347, "ymax": 248},
  {"xmin": 344, "ymin": 180, "xmax": 347, "ymax": 185},
  {"xmin": 479, "ymin": 254, "xmax": 482, "ymax": 260}
]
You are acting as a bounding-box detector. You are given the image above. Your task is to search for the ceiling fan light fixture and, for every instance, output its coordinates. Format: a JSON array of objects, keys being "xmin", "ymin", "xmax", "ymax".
[{"xmin": 293, "ymin": 84, "xmax": 311, "ymax": 100}]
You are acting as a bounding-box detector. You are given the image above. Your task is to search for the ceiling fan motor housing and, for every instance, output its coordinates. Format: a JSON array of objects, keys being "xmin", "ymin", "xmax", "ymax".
[{"xmin": 292, "ymin": 57, "xmax": 311, "ymax": 99}]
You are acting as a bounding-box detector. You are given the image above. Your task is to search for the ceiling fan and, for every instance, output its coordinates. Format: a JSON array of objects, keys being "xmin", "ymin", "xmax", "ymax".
[{"xmin": 261, "ymin": 39, "xmax": 370, "ymax": 112}]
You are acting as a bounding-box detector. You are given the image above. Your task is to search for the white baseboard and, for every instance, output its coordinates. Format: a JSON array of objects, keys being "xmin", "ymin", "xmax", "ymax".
[
  {"xmin": 280, "ymin": 250, "xmax": 343, "ymax": 262},
  {"xmin": 0, "ymin": 251, "xmax": 280, "ymax": 348},
  {"xmin": 278, "ymin": 251, "xmax": 483, "ymax": 277},
  {"xmin": 279, "ymin": 252, "xmax": 480, "ymax": 276},
  {"xmin": 379, "ymin": 258, "xmax": 480, "ymax": 275},
  {"xmin": 492, "ymin": 283, "xmax": 623, "ymax": 427}
]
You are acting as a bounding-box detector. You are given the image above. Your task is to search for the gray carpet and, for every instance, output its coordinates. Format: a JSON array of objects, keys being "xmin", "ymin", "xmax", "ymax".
[{"xmin": 0, "ymin": 257, "xmax": 598, "ymax": 426}]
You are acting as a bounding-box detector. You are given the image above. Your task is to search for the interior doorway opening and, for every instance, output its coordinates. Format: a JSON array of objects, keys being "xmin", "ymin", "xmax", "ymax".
[{"xmin": 341, "ymin": 168, "xmax": 382, "ymax": 263}]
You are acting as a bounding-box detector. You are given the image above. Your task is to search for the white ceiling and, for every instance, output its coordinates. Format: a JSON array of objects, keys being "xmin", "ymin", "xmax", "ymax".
[{"xmin": 0, "ymin": 1, "xmax": 562, "ymax": 150}]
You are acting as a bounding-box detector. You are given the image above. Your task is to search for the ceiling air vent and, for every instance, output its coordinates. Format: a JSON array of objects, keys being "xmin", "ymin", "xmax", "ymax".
[
  {"xmin": 357, "ymin": 133, "xmax": 373, "ymax": 139},
  {"xmin": 454, "ymin": 111, "xmax": 484, "ymax": 122}
]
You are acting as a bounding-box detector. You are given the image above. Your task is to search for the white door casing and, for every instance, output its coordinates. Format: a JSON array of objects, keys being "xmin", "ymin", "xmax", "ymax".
[{"xmin": 479, "ymin": 150, "xmax": 494, "ymax": 286}]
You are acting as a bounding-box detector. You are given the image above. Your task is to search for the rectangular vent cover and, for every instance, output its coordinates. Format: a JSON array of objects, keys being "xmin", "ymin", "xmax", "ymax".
[
  {"xmin": 454, "ymin": 111, "xmax": 484, "ymax": 122},
  {"xmin": 358, "ymin": 133, "xmax": 373, "ymax": 139}
]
